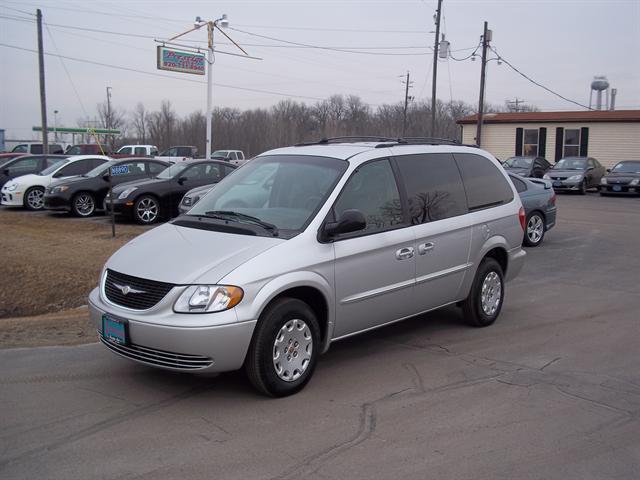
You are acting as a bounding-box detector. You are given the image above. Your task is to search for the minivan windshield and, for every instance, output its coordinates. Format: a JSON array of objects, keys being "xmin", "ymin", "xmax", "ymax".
[
  {"xmin": 503, "ymin": 156, "xmax": 533, "ymax": 168},
  {"xmin": 187, "ymin": 155, "xmax": 347, "ymax": 238},
  {"xmin": 39, "ymin": 159, "xmax": 70, "ymax": 176},
  {"xmin": 156, "ymin": 163, "xmax": 189, "ymax": 179},
  {"xmin": 554, "ymin": 157, "xmax": 586, "ymax": 170},
  {"xmin": 611, "ymin": 161, "xmax": 640, "ymax": 174}
]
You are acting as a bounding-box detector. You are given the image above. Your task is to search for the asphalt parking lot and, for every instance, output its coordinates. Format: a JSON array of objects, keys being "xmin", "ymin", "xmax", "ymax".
[{"xmin": 1, "ymin": 193, "xmax": 639, "ymax": 480}]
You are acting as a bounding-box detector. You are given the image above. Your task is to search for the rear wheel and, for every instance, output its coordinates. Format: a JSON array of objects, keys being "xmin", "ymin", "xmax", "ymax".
[
  {"xmin": 134, "ymin": 195, "xmax": 160, "ymax": 224},
  {"xmin": 462, "ymin": 258, "xmax": 504, "ymax": 327},
  {"xmin": 24, "ymin": 186, "xmax": 45, "ymax": 210},
  {"xmin": 72, "ymin": 192, "xmax": 96, "ymax": 217},
  {"xmin": 523, "ymin": 212, "xmax": 545, "ymax": 247},
  {"xmin": 244, "ymin": 298, "xmax": 320, "ymax": 397}
]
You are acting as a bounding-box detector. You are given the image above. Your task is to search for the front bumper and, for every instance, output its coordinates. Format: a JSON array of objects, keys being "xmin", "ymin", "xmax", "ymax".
[
  {"xmin": 550, "ymin": 180, "xmax": 581, "ymax": 191},
  {"xmin": 43, "ymin": 193, "xmax": 71, "ymax": 211},
  {"xmin": 104, "ymin": 197, "xmax": 134, "ymax": 216},
  {"xmin": 89, "ymin": 287, "xmax": 257, "ymax": 373},
  {"xmin": 599, "ymin": 185, "xmax": 639, "ymax": 195},
  {"xmin": 1, "ymin": 189, "xmax": 24, "ymax": 206}
]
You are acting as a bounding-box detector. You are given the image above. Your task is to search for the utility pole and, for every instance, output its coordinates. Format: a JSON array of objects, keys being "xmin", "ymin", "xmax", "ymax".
[
  {"xmin": 402, "ymin": 71, "xmax": 413, "ymax": 137},
  {"xmin": 507, "ymin": 97, "xmax": 525, "ymax": 112},
  {"xmin": 106, "ymin": 87, "xmax": 112, "ymax": 150},
  {"xmin": 205, "ymin": 22, "xmax": 214, "ymax": 159},
  {"xmin": 36, "ymin": 9, "xmax": 49, "ymax": 154},
  {"xmin": 476, "ymin": 21, "xmax": 490, "ymax": 147},
  {"xmin": 430, "ymin": 0, "xmax": 443, "ymax": 137}
]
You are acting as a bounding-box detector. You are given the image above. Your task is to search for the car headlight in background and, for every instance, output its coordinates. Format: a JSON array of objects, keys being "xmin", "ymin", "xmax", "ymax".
[
  {"xmin": 50, "ymin": 185, "xmax": 69, "ymax": 194},
  {"xmin": 567, "ymin": 174, "xmax": 583, "ymax": 182},
  {"xmin": 174, "ymin": 285, "xmax": 244, "ymax": 313},
  {"xmin": 6, "ymin": 183, "xmax": 18, "ymax": 191},
  {"xmin": 182, "ymin": 196, "xmax": 193, "ymax": 206},
  {"xmin": 543, "ymin": 173, "xmax": 550, "ymax": 180},
  {"xmin": 630, "ymin": 179, "xmax": 640, "ymax": 186},
  {"xmin": 118, "ymin": 187, "xmax": 137, "ymax": 199},
  {"xmin": 600, "ymin": 177, "xmax": 607, "ymax": 185}
]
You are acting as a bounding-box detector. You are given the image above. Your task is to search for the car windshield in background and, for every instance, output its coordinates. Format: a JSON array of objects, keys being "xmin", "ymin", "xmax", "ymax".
[
  {"xmin": 155, "ymin": 163, "xmax": 189, "ymax": 179},
  {"xmin": 85, "ymin": 160, "xmax": 117, "ymax": 177},
  {"xmin": 39, "ymin": 159, "xmax": 70, "ymax": 176},
  {"xmin": 212, "ymin": 150, "xmax": 229, "ymax": 157},
  {"xmin": 12, "ymin": 145, "xmax": 28, "ymax": 153},
  {"xmin": 611, "ymin": 161, "xmax": 640, "ymax": 173},
  {"xmin": 554, "ymin": 157, "xmax": 586, "ymax": 170},
  {"xmin": 187, "ymin": 155, "xmax": 347, "ymax": 238},
  {"xmin": 504, "ymin": 157, "xmax": 533, "ymax": 168}
]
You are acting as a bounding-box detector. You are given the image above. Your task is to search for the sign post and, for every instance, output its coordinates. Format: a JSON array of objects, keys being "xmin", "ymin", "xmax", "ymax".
[{"xmin": 107, "ymin": 164, "xmax": 130, "ymax": 238}]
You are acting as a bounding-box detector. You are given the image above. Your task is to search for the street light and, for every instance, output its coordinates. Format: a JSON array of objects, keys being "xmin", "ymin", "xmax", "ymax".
[{"xmin": 192, "ymin": 14, "xmax": 229, "ymax": 158}]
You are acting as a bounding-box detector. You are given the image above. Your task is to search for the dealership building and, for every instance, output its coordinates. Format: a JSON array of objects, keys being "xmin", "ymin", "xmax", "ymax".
[{"xmin": 457, "ymin": 110, "xmax": 640, "ymax": 168}]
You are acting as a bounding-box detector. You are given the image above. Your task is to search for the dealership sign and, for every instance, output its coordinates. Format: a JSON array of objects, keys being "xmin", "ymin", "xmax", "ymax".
[{"xmin": 157, "ymin": 46, "xmax": 205, "ymax": 75}]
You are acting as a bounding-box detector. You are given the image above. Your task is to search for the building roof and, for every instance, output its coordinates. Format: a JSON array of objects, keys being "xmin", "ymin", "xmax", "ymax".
[{"xmin": 457, "ymin": 110, "xmax": 640, "ymax": 125}]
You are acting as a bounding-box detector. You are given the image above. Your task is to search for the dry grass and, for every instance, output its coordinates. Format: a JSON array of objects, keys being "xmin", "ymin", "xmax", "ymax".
[{"xmin": 0, "ymin": 209, "xmax": 150, "ymax": 347}]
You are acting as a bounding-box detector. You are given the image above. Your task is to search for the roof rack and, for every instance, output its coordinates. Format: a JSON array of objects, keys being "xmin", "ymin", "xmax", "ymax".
[
  {"xmin": 294, "ymin": 135, "xmax": 480, "ymax": 149},
  {"xmin": 295, "ymin": 136, "xmax": 399, "ymax": 147}
]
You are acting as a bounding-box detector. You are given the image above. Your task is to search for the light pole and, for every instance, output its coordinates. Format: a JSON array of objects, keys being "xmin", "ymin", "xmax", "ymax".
[
  {"xmin": 193, "ymin": 14, "xmax": 229, "ymax": 159},
  {"xmin": 53, "ymin": 110, "xmax": 59, "ymax": 142}
]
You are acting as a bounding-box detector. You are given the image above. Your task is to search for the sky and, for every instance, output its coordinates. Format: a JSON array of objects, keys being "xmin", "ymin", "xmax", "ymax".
[{"xmin": 0, "ymin": 0, "xmax": 639, "ymax": 142}]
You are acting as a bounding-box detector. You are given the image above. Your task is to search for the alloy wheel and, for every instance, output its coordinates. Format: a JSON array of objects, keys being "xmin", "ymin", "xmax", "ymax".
[
  {"xmin": 136, "ymin": 197, "xmax": 159, "ymax": 223},
  {"xmin": 74, "ymin": 193, "xmax": 95, "ymax": 216},
  {"xmin": 526, "ymin": 214, "xmax": 544, "ymax": 244},
  {"xmin": 26, "ymin": 188, "xmax": 44, "ymax": 210}
]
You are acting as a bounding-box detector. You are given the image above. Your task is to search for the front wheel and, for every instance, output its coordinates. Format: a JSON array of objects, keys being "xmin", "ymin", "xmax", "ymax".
[
  {"xmin": 462, "ymin": 258, "xmax": 505, "ymax": 327},
  {"xmin": 579, "ymin": 180, "xmax": 587, "ymax": 195},
  {"xmin": 24, "ymin": 186, "xmax": 45, "ymax": 210},
  {"xmin": 244, "ymin": 298, "xmax": 320, "ymax": 397},
  {"xmin": 523, "ymin": 212, "xmax": 545, "ymax": 247},
  {"xmin": 72, "ymin": 192, "xmax": 96, "ymax": 217},
  {"xmin": 134, "ymin": 195, "xmax": 160, "ymax": 224}
]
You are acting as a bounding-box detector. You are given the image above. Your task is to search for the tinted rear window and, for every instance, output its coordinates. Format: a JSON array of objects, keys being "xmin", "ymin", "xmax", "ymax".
[
  {"xmin": 396, "ymin": 153, "xmax": 468, "ymax": 224},
  {"xmin": 454, "ymin": 153, "xmax": 514, "ymax": 210}
]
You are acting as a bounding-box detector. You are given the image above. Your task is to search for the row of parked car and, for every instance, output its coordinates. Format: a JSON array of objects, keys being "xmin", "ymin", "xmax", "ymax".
[{"xmin": 502, "ymin": 155, "xmax": 640, "ymax": 196}]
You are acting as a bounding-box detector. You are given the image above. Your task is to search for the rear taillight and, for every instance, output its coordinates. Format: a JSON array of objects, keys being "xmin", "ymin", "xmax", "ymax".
[
  {"xmin": 550, "ymin": 192, "xmax": 557, "ymax": 206},
  {"xmin": 518, "ymin": 207, "xmax": 526, "ymax": 230}
]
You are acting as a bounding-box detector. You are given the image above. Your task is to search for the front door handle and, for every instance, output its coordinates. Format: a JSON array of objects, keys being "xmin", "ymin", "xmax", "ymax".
[
  {"xmin": 395, "ymin": 247, "xmax": 414, "ymax": 260},
  {"xmin": 418, "ymin": 242, "xmax": 435, "ymax": 255}
]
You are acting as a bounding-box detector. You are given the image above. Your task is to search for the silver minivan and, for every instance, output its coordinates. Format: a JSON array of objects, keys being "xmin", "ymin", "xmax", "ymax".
[{"xmin": 89, "ymin": 139, "xmax": 526, "ymax": 396}]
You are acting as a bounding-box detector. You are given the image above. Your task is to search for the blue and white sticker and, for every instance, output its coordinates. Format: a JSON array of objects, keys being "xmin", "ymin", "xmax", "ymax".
[{"xmin": 110, "ymin": 165, "xmax": 130, "ymax": 176}]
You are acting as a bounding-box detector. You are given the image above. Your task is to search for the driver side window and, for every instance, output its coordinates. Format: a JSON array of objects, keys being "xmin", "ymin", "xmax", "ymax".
[{"xmin": 334, "ymin": 159, "xmax": 402, "ymax": 234}]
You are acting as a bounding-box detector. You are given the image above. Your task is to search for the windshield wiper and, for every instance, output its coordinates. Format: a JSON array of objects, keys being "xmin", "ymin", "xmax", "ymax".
[{"xmin": 203, "ymin": 210, "xmax": 279, "ymax": 236}]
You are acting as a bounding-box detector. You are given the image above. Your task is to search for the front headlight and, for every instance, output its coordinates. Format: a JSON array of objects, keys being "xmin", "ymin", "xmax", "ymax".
[
  {"xmin": 543, "ymin": 173, "xmax": 550, "ymax": 180},
  {"xmin": 6, "ymin": 183, "xmax": 18, "ymax": 191},
  {"xmin": 567, "ymin": 174, "xmax": 583, "ymax": 182},
  {"xmin": 174, "ymin": 285, "xmax": 244, "ymax": 313},
  {"xmin": 600, "ymin": 177, "xmax": 607, "ymax": 185},
  {"xmin": 630, "ymin": 179, "xmax": 639, "ymax": 186},
  {"xmin": 118, "ymin": 187, "xmax": 137, "ymax": 199},
  {"xmin": 51, "ymin": 185, "xmax": 69, "ymax": 194}
]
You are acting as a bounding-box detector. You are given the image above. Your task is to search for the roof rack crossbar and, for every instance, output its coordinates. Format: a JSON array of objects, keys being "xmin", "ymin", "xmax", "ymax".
[{"xmin": 295, "ymin": 135, "xmax": 400, "ymax": 146}]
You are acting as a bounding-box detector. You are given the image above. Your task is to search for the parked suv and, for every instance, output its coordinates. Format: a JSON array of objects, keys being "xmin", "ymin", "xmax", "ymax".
[{"xmin": 89, "ymin": 138, "xmax": 526, "ymax": 397}]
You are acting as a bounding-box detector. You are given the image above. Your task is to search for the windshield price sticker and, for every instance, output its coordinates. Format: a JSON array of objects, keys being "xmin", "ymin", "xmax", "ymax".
[{"xmin": 110, "ymin": 165, "xmax": 130, "ymax": 176}]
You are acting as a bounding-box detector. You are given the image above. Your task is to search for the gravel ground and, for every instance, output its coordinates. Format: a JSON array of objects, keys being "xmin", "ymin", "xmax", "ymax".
[{"xmin": 0, "ymin": 209, "xmax": 148, "ymax": 347}]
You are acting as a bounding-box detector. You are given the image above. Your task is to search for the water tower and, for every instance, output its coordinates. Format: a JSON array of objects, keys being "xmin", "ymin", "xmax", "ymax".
[{"xmin": 589, "ymin": 76, "xmax": 610, "ymax": 110}]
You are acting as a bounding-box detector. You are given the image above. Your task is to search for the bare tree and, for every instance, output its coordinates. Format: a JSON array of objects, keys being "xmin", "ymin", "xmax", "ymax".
[{"xmin": 130, "ymin": 103, "xmax": 148, "ymax": 143}]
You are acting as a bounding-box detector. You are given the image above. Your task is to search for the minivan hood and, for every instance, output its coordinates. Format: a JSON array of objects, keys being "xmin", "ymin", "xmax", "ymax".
[{"xmin": 105, "ymin": 222, "xmax": 284, "ymax": 284}]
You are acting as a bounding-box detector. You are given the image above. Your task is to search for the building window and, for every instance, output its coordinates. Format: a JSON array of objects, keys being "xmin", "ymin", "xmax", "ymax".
[
  {"xmin": 523, "ymin": 129, "xmax": 538, "ymax": 156},
  {"xmin": 564, "ymin": 129, "xmax": 580, "ymax": 157}
]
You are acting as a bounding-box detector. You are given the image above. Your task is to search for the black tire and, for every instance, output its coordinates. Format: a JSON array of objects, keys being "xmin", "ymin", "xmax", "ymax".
[
  {"xmin": 579, "ymin": 180, "xmax": 587, "ymax": 195},
  {"xmin": 523, "ymin": 211, "xmax": 545, "ymax": 247},
  {"xmin": 244, "ymin": 298, "xmax": 320, "ymax": 397},
  {"xmin": 462, "ymin": 257, "xmax": 505, "ymax": 327},
  {"xmin": 134, "ymin": 195, "xmax": 160, "ymax": 224},
  {"xmin": 24, "ymin": 186, "xmax": 45, "ymax": 210},
  {"xmin": 71, "ymin": 192, "xmax": 96, "ymax": 217}
]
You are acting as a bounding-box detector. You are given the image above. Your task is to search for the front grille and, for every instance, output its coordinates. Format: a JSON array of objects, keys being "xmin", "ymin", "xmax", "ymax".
[
  {"xmin": 104, "ymin": 269, "xmax": 175, "ymax": 310},
  {"xmin": 100, "ymin": 336, "xmax": 213, "ymax": 370},
  {"xmin": 550, "ymin": 176, "xmax": 567, "ymax": 181}
]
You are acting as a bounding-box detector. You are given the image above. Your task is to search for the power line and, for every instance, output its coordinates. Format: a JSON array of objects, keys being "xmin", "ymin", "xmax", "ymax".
[
  {"xmin": 490, "ymin": 46, "xmax": 592, "ymax": 110},
  {"xmin": 0, "ymin": 4, "xmax": 35, "ymax": 16},
  {"xmin": 0, "ymin": 42, "xmax": 327, "ymax": 101},
  {"xmin": 233, "ymin": 23, "xmax": 431, "ymax": 34},
  {"xmin": 228, "ymin": 27, "xmax": 434, "ymax": 56}
]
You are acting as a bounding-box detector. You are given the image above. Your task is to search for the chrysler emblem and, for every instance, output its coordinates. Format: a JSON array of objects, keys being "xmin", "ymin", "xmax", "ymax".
[{"xmin": 112, "ymin": 282, "xmax": 146, "ymax": 295}]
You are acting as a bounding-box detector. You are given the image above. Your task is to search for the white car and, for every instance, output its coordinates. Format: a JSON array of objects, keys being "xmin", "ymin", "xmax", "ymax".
[{"xmin": 1, "ymin": 155, "xmax": 110, "ymax": 210}]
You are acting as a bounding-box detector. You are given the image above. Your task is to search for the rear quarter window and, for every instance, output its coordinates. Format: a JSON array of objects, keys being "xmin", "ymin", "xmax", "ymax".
[{"xmin": 454, "ymin": 153, "xmax": 514, "ymax": 211}]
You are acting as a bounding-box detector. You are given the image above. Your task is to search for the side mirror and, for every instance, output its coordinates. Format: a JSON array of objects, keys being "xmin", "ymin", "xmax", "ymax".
[
  {"xmin": 102, "ymin": 173, "xmax": 110, "ymax": 181},
  {"xmin": 177, "ymin": 176, "xmax": 188, "ymax": 185},
  {"xmin": 606, "ymin": 168, "xmax": 611, "ymax": 173},
  {"xmin": 2, "ymin": 168, "xmax": 9, "ymax": 176},
  {"xmin": 321, "ymin": 209, "xmax": 366, "ymax": 241},
  {"xmin": 586, "ymin": 166, "xmax": 594, "ymax": 171}
]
